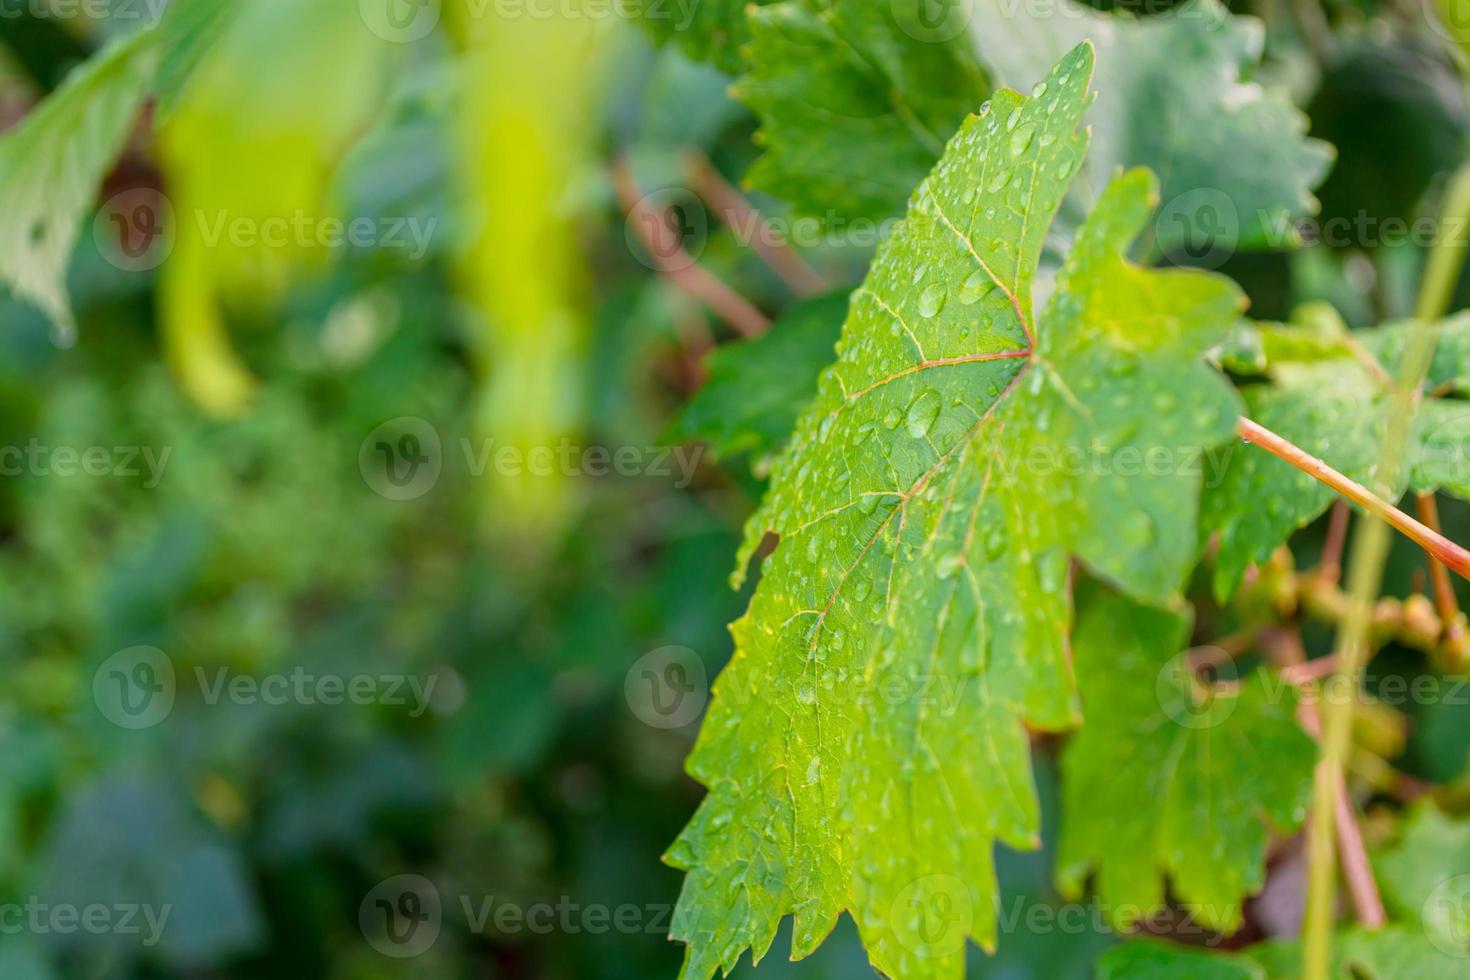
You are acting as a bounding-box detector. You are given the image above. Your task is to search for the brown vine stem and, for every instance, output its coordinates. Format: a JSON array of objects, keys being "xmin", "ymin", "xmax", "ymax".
[
  {"xmin": 611, "ymin": 157, "xmax": 771, "ymax": 338},
  {"xmin": 1320, "ymin": 500, "xmax": 1350, "ymax": 584},
  {"xmin": 1331, "ymin": 767, "xmax": 1388, "ymax": 927},
  {"xmin": 682, "ymin": 151, "xmax": 831, "ymax": 298},
  {"xmin": 1236, "ymin": 417, "xmax": 1470, "ymax": 581},
  {"xmin": 1260, "ymin": 627, "xmax": 1386, "ymax": 927},
  {"xmin": 1415, "ymin": 492, "xmax": 1469, "ymax": 653}
]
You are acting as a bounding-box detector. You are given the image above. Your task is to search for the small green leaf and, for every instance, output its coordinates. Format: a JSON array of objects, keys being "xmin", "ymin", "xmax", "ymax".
[
  {"xmin": 1057, "ymin": 582, "xmax": 1315, "ymax": 934},
  {"xmin": 670, "ymin": 290, "xmax": 848, "ymax": 467},
  {"xmin": 669, "ymin": 44, "xmax": 1247, "ymax": 979}
]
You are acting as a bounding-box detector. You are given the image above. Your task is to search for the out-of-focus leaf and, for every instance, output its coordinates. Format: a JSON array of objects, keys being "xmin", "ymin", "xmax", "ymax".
[
  {"xmin": 1251, "ymin": 927, "xmax": 1470, "ymax": 978},
  {"xmin": 156, "ymin": 0, "xmax": 393, "ymax": 415},
  {"xmin": 667, "ymin": 46, "xmax": 1247, "ymax": 979},
  {"xmin": 452, "ymin": 7, "xmax": 605, "ymax": 549},
  {"xmin": 37, "ymin": 774, "xmax": 261, "ymax": 968},
  {"xmin": 624, "ymin": 0, "xmax": 777, "ymax": 75},
  {"xmin": 638, "ymin": 47, "xmax": 750, "ymax": 151},
  {"xmin": 1308, "ymin": 39, "xmax": 1467, "ymax": 237},
  {"xmin": 669, "ymin": 290, "xmax": 847, "ymax": 465},
  {"xmin": 1103, "ymin": 928, "xmax": 1470, "ymax": 978},
  {"xmin": 1057, "ymin": 582, "xmax": 1314, "ymax": 934},
  {"xmin": 1360, "ymin": 313, "xmax": 1470, "ymax": 396},
  {"xmin": 0, "ymin": 29, "xmax": 156, "ymax": 338},
  {"xmin": 0, "ymin": 941, "xmax": 55, "ymax": 980},
  {"xmin": 736, "ymin": 0, "xmax": 987, "ymax": 226},
  {"xmin": 971, "ymin": 0, "xmax": 1332, "ymax": 257},
  {"xmin": 1097, "ymin": 940, "xmax": 1261, "ymax": 979},
  {"xmin": 1373, "ymin": 801, "xmax": 1470, "ymax": 959}
]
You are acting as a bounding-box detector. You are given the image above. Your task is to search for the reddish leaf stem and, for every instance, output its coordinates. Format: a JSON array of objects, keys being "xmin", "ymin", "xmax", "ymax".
[
  {"xmin": 1320, "ymin": 501, "xmax": 1350, "ymax": 584},
  {"xmin": 1237, "ymin": 417, "xmax": 1470, "ymax": 582},
  {"xmin": 611, "ymin": 158, "xmax": 771, "ymax": 338},
  {"xmin": 1414, "ymin": 492, "xmax": 1469, "ymax": 651},
  {"xmin": 1331, "ymin": 768, "xmax": 1387, "ymax": 928},
  {"xmin": 1264, "ymin": 629, "xmax": 1386, "ymax": 929},
  {"xmin": 682, "ymin": 151, "xmax": 831, "ymax": 298}
]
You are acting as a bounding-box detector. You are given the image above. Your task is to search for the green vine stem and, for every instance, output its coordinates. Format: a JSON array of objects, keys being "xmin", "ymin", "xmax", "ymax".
[{"xmin": 1302, "ymin": 162, "xmax": 1470, "ymax": 980}]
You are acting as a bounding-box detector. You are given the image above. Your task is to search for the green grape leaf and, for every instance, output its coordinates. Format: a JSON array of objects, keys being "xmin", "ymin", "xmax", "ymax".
[
  {"xmin": 624, "ymin": 0, "xmax": 777, "ymax": 75},
  {"xmin": 1201, "ymin": 318, "xmax": 1470, "ymax": 598},
  {"xmin": 1056, "ymin": 582, "xmax": 1314, "ymax": 934},
  {"xmin": 670, "ymin": 290, "xmax": 848, "ymax": 467},
  {"xmin": 0, "ymin": 29, "xmax": 157, "ymax": 337},
  {"xmin": 1373, "ymin": 801, "xmax": 1470, "ymax": 959},
  {"xmin": 970, "ymin": 0, "xmax": 1332, "ymax": 256},
  {"xmin": 736, "ymin": 0, "xmax": 988, "ymax": 226},
  {"xmin": 667, "ymin": 44, "xmax": 1247, "ymax": 979},
  {"xmin": 1101, "ymin": 928, "xmax": 1470, "ymax": 979}
]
